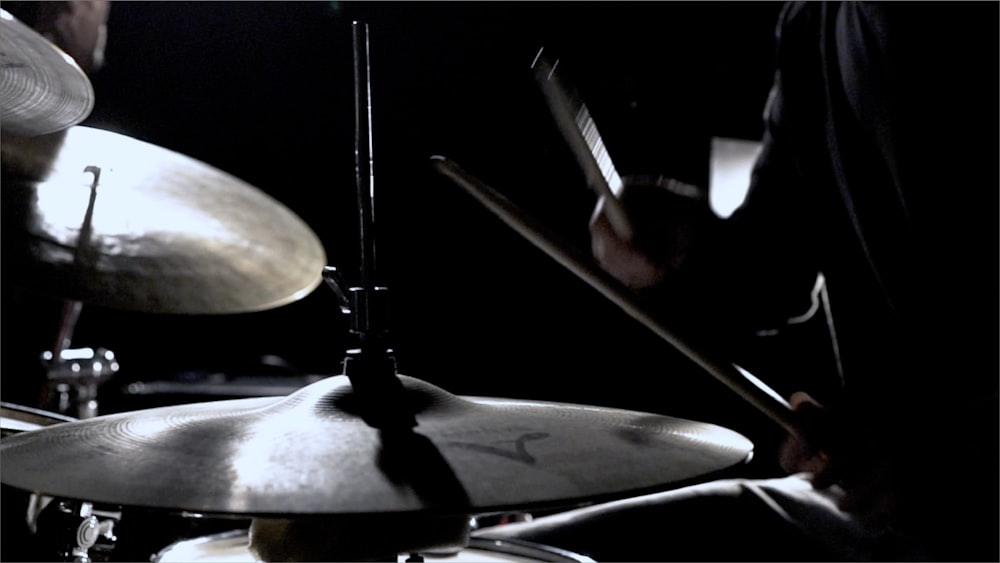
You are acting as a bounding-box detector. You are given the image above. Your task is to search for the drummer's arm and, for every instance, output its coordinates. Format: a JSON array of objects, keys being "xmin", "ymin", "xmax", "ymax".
[{"xmin": 588, "ymin": 113, "xmax": 818, "ymax": 349}]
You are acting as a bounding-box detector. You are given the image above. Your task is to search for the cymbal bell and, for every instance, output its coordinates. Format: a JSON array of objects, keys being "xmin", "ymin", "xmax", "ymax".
[
  {"xmin": 1, "ymin": 125, "xmax": 327, "ymax": 314},
  {"xmin": 0, "ymin": 374, "xmax": 753, "ymax": 516},
  {"xmin": 0, "ymin": 9, "xmax": 95, "ymax": 137}
]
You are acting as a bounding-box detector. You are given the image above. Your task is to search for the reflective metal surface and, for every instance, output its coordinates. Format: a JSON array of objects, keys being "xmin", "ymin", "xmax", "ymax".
[
  {"xmin": 0, "ymin": 9, "xmax": 95, "ymax": 137},
  {"xmin": 1, "ymin": 126, "xmax": 326, "ymax": 314},
  {"xmin": 0, "ymin": 375, "xmax": 753, "ymax": 516}
]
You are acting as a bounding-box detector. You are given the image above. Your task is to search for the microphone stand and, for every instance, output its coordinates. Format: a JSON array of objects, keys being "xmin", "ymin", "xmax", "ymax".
[{"xmin": 325, "ymin": 21, "xmax": 415, "ymax": 431}]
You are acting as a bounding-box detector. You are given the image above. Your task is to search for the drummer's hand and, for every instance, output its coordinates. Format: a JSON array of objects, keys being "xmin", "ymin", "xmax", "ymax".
[
  {"xmin": 589, "ymin": 180, "xmax": 714, "ymax": 290},
  {"xmin": 778, "ymin": 391, "xmax": 898, "ymax": 528},
  {"xmin": 590, "ymin": 205, "xmax": 668, "ymax": 289}
]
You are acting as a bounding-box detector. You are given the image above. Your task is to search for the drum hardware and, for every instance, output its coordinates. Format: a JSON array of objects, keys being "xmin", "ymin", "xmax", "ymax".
[
  {"xmin": 20, "ymin": 164, "xmax": 120, "ymax": 419},
  {"xmin": 28, "ymin": 497, "xmax": 121, "ymax": 562},
  {"xmin": 319, "ymin": 21, "xmax": 416, "ymax": 433},
  {"xmin": 120, "ymin": 372, "xmax": 327, "ymax": 401},
  {"xmin": 0, "ymin": 403, "xmax": 122, "ymax": 563},
  {"xmin": 42, "ymin": 346, "xmax": 120, "ymax": 419}
]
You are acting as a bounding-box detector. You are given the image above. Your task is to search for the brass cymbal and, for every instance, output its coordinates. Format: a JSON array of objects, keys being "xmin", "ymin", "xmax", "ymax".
[
  {"xmin": 0, "ymin": 9, "xmax": 95, "ymax": 137},
  {"xmin": 0, "ymin": 375, "xmax": 753, "ymax": 516},
  {"xmin": 1, "ymin": 126, "xmax": 326, "ymax": 314}
]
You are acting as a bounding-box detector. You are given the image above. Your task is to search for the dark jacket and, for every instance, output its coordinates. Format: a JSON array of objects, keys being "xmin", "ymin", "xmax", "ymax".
[{"xmin": 709, "ymin": 3, "xmax": 998, "ymax": 559}]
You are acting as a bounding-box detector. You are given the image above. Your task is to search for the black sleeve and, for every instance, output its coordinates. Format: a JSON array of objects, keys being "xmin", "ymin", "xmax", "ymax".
[{"xmin": 647, "ymin": 2, "xmax": 827, "ymax": 345}]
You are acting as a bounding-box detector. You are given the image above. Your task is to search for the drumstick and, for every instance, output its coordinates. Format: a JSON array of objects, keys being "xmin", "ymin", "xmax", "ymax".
[
  {"xmin": 531, "ymin": 48, "xmax": 635, "ymax": 242},
  {"xmin": 431, "ymin": 155, "xmax": 802, "ymax": 439}
]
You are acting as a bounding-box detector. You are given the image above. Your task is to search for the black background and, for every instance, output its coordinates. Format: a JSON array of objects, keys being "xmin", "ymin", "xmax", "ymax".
[{"xmin": 4, "ymin": 2, "xmax": 789, "ymax": 468}]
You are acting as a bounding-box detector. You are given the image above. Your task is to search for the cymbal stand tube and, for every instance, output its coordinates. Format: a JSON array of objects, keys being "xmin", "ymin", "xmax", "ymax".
[
  {"xmin": 352, "ymin": 20, "xmax": 378, "ymax": 332},
  {"xmin": 51, "ymin": 164, "xmax": 101, "ymax": 361},
  {"xmin": 42, "ymin": 166, "xmax": 118, "ymax": 419},
  {"xmin": 51, "ymin": 299, "xmax": 84, "ymax": 362},
  {"xmin": 344, "ymin": 21, "xmax": 414, "ymax": 428}
]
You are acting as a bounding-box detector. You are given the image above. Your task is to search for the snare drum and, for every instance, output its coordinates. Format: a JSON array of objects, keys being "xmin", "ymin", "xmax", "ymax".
[{"xmin": 154, "ymin": 529, "xmax": 595, "ymax": 562}]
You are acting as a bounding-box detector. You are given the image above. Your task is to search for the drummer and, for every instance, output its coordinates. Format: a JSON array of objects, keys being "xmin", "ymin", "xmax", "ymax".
[{"xmin": 478, "ymin": 3, "xmax": 998, "ymax": 561}]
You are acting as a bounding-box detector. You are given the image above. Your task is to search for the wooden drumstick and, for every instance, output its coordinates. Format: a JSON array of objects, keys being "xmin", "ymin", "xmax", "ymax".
[{"xmin": 431, "ymin": 155, "xmax": 802, "ymax": 439}]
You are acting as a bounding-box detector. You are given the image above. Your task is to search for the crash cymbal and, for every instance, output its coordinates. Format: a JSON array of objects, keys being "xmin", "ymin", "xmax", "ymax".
[
  {"xmin": 0, "ymin": 374, "xmax": 753, "ymax": 516},
  {"xmin": 1, "ymin": 125, "xmax": 326, "ymax": 314},
  {"xmin": 0, "ymin": 9, "xmax": 95, "ymax": 137}
]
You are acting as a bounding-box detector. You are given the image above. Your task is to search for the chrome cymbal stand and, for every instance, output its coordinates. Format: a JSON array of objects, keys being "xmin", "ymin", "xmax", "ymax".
[
  {"xmin": 41, "ymin": 167, "xmax": 119, "ymax": 419},
  {"xmin": 28, "ymin": 495, "xmax": 121, "ymax": 563},
  {"xmin": 42, "ymin": 339, "xmax": 120, "ymax": 420}
]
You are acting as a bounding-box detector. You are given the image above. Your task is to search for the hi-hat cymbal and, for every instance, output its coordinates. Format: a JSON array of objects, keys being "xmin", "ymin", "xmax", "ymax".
[
  {"xmin": 0, "ymin": 374, "xmax": 753, "ymax": 516},
  {"xmin": 1, "ymin": 125, "xmax": 326, "ymax": 314},
  {"xmin": 0, "ymin": 9, "xmax": 95, "ymax": 137}
]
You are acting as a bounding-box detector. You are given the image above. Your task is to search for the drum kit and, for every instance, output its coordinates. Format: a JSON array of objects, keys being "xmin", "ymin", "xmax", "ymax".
[{"xmin": 1, "ymin": 10, "xmax": 772, "ymax": 562}]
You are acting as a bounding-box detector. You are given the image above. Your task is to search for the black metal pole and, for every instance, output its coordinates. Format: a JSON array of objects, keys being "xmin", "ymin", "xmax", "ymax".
[
  {"xmin": 346, "ymin": 21, "xmax": 415, "ymax": 430},
  {"xmin": 352, "ymin": 20, "xmax": 377, "ymax": 332}
]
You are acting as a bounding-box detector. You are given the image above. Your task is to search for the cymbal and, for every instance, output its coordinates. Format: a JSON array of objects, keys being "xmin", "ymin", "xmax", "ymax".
[
  {"xmin": 0, "ymin": 9, "xmax": 95, "ymax": 137},
  {"xmin": 0, "ymin": 374, "xmax": 753, "ymax": 516},
  {"xmin": 1, "ymin": 126, "xmax": 326, "ymax": 314}
]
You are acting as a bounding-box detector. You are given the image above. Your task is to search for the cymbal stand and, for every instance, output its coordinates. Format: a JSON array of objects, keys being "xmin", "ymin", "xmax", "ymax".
[
  {"xmin": 42, "ymin": 343, "xmax": 119, "ymax": 420},
  {"xmin": 40, "ymin": 166, "xmax": 120, "ymax": 419},
  {"xmin": 324, "ymin": 21, "xmax": 415, "ymax": 431},
  {"xmin": 28, "ymin": 496, "xmax": 121, "ymax": 563}
]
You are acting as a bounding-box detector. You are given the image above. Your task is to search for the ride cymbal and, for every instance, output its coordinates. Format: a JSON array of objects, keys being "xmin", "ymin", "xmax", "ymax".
[
  {"xmin": 0, "ymin": 374, "xmax": 753, "ymax": 516},
  {"xmin": 1, "ymin": 125, "xmax": 326, "ymax": 314},
  {"xmin": 0, "ymin": 9, "xmax": 95, "ymax": 137}
]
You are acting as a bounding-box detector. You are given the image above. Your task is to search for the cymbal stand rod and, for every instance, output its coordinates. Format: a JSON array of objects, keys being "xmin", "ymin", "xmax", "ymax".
[
  {"xmin": 51, "ymin": 299, "xmax": 84, "ymax": 361},
  {"xmin": 350, "ymin": 20, "xmax": 391, "ymax": 351},
  {"xmin": 43, "ymin": 298, "xmax": 83, "ymax": 415},
  {"xmin": 353, "ymin": 20, "xmax": 378, "ymax": 325},
  {"xmin": 344, "ymin": 21, "xmax": 415, "ymax": 429},
  {"xmin": 42, "ymin": 165, "xmax": 119, "ymax": 419},
  {"xmin": 51, "ymin": 164, "xmax": 101, "ymax": 359}
]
